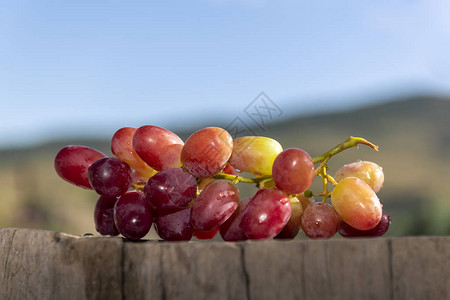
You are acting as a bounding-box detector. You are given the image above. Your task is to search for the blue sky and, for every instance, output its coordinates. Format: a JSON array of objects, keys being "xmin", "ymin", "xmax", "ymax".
[{"xmin": 1, "ymin": 0, "xmax": 449, "ymax": 147}]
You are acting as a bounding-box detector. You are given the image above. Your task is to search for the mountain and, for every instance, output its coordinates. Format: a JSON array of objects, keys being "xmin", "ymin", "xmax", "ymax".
[{"xmin": 1, "ymin": 95, "xmax": 449, "ymax": 236}]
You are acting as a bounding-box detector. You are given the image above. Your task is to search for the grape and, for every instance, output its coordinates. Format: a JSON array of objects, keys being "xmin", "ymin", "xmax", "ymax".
[
  {"xmin": 54, "ymin": 145, "xmax": 106, "ymax": 189},
  {"xmin": 193, "ymin": 227, "xmax": 220, "ymax": 240},
  {"xmin": 181, "ymin": 127, "xmax": 233, "ymax": 178},
  {"xmin": 298, "ymin": 193, "xmax": 315, "ymax": 210},
  {"xmin": 300, "ymin": 202, "xmax": 339, "ymax": 239},
  {"xmin": 114, "ymin": 191, "xmax": 152, "ymax": 240},
  {"xmin": 220, "ymin": 197, "xmax": 251, "ymax": 242},
  {"xmin": 240, "ymin": 188, "xmax": 291, "ymax": 240},
  {"xmin": 339, "ymin": 210, "xmax": 391, "ymax": 238},
  {"xmin": 331, "ymin": 177, "xmax": 382, "ymax": 230},
  {"xmin": 191, "ymin": 179, "xmax": 239, "ymax": 231},
  {"xmin": 335, "ymin": 161, "xmax": 384, "ymax": 193},
  {"xmin": 88, "ymin": 157, "xmax": 132, "ymax": 197},
  {"xmin": 94, "ymin": 195, "xmax": 119, "ymax": 236},
  {"xmin": 144, "ymin": 168, "xmax": 197, "ymax": 212},
  {"xmin": 275, "ymin": 197, "xmax": 303, "ymax": 239},
  {"xmin": 111, "ymin": 127, "xmax": 157, "ymax": 181},
  {"xmin": 133, "ymin": 125, "xmax": 184, "ymax": 171},
  {"xmin": 222, "ymin": 163, "xmax": 239, "ymax": 176},
  {"xmin": 154, "ymin": 208, "xmax": 193, "ymax": 241},
  {"xmin": 272, "ymin": 148, "xmax": 315, "ymax": 194},
  {"xmin": 229, "ymin": 136, "xmax": 283, "ymax": 176}
]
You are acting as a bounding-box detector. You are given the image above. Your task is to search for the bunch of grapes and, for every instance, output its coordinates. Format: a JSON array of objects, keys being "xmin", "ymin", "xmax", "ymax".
[{"xmin": 54, "ymin": 126, "xmax": 391, "ymax": 241}]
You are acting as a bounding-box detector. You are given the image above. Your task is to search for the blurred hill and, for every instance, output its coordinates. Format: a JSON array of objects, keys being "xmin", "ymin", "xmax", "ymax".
[{"xmin": 1, "ymin": 95, "xmax": 449, "ymax": 237}]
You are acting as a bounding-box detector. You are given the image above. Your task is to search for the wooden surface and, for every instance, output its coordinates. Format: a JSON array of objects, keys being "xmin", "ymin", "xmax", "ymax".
[{"xmin": 0, "ymin": 228, "xmax": 449, "ymax": 300}]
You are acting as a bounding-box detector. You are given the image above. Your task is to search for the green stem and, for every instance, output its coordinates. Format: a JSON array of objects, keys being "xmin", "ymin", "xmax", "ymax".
[
  {"xmin": 132, "ymin": 183, "xmax": 145, "ymax": 190},
  {"xmin": 215, "ymin": 137, "xmax": 378, "ymax": 184},
  {"xmin": 132, "ymin": 137, "xmax": 378, "ymax": 195},
  {"xmin": 312, "ymin": 136, "xmax": 378, "ymax": 164},
  {"xmin": 213, "ymin": 173, "xmax": 272, "ymax": 184}
]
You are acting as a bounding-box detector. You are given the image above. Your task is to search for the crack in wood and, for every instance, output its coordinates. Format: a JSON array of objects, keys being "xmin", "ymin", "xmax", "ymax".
[
  {"xmin": 239, "ymin": 244, "xmax": 251, "ymax": 300},
  {"xmin": 2, "ymin": 228, "xmax": 17, "ymax": 298}
]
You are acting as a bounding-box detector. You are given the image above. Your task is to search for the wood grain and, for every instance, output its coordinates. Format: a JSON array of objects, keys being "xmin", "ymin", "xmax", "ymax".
[{"xmin": 1, "ymin": 228, "xmax": 449, "ymax": 300}]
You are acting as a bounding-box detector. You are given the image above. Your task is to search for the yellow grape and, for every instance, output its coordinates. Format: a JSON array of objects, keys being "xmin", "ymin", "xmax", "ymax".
[
  {"xmin": 229, "ymin": 136, "xmax": 283, "ymax": 176},
  {"xmin": 335, "ymin": 161, "xmax": 384, "ymax": 193},
  {"xmin": 331, "ymin": 177, "xmax": 382, "ymax": 230}
]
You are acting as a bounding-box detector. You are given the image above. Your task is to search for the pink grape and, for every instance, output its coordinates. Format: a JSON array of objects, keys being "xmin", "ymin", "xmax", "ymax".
[
  {"xmin": 331, "ymin": 177, "xmax": 382, "ymax": 230},
  {"xmin": 181, "ymin": 127, "xmax": 233, "ymax": 177},
  {"xmin": 275, "ymin": 197, "xmax": 303, "ymax": 240},
  {"xmin": 240, "ymin": 188, "xmax": 291, "ymax": 239},
  {"xmin": 111, "ymin": 127, "xmax": 157, "ymax": 181},
  {"xmin": 272, "ymin": 148, "xmax": 315, "ymax": 194},
  {"xmin": 144, "ymin": 168, "xmax": 197, "ymax": 212},
  {"xmin": 220, "ymin": 197, "xmax": 251, "ymax": 242},
  {"xmin": 300, "ymin": 202, "xmax": 339, "ymax": 239},
  {"xmin": 193, "ymin": 227, "xmax": 220, "ymax": 240},
  {"xmin": 54, "ymin": 145, "xmax": 106, "ymax": 189},
  {"xmin": 154, "ymin": 208, "xmax": 193, "ymax": 241},
  {"xmin": 191, "ymin": 179, "xmax": 239, "ymax": 231},
  {"xmin": 335, "ymin": 161, "xmax": 384, "ymax": 193},
  {"xmin": 133, "ymin": 125, "xmax": 184, "ymax": 171},
  {"xmin": 114, "ymin": 191, "xmax": 152, "ymax": 240},
  {"xmin": 339, "ymin": 210, "xmax": 391, "ymax": 238},
  {"xmin": 88, "ymin": 157, "xmax": 132, "ymax": 197},
  {"xmin": 94, "ymin": 195, "xmax": 119, "ymax": 236}
]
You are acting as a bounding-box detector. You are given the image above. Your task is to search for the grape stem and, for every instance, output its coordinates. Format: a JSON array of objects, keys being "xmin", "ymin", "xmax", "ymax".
[
  {"xmin": 213, "ymin": 136, "xmax": 378, "ymax": 184},
  {"xmin": 312, "ymin": 136, "xmax": 378, "ymax": 164},
  {"xmin": 132, "ymin": 183, "xmax": 145, "ymax": 190},
  {"xmin": 213, "ymin": 173, "xmax": 272, "ymax": 183},
  {"xmin": 319, "ymin": 166, "xmax": 329, "ymax": 202},
  {"xmin": 313, "ymin": 136, "xmax": 377, "ymax": 201},
  {"xmin": 133, "ymin": 137, "xmax": 378, "ymax": 197}
]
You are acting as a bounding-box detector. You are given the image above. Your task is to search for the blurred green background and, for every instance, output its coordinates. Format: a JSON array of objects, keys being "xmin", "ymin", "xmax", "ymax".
[
  {"xmin": 1, "ymin": 1, "xmax": 450, "ymax": 237},
  {"xmin": 1, "ymin": 95, "xmax": 449, "ymax": 236}
]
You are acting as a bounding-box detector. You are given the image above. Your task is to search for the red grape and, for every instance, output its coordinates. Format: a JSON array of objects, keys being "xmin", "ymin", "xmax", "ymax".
[
  {"xmin": 240, "ymin": 188, "xmax": 291, "ymax": 239},
  {"xmin": 331, "ymin": 177, "xmax": 382, "ymax": 230},
  {"xmin": 220, "ymin": 197, "xmax": 251, "ymax": 242},
  {"xmin": 272, "ymin": 148, "xmax": 315, "ymax": 194},
  {"xmin": 181, "ymin": 127, "xmax": 233, "ymax": 177},
  {"xmin": 154, "ymin": 208, "xmax": 193, "ymax": 241},
  {"xmin": 144, "ymin": 168, "xmax": 197, "ymax": 212},
  {"xmin": 275, "ymin": 197, "xmax": 303, "ymax": 239},
  {"xmin": 88, "ymin": 157, "xmax": 132, "ymax": 197},
  {"xmin": 191, "ymin": 179, "xmax": 239, "ymax": 231},
  {"xmin": 339, "ymin": 210, "xmax": 391, "ymax": 238},
  {"xmin": 133, "ymin": 125, "xmax": 184, "ymax": 171},
  {"xmin": 300, "ymin": 202, "xmax": 339, "ymax": 239},
  {"xmin": 114, "ymin": 191, "xmax": 152, "ymax": 240},
  {"xmin": 111, "ymin": 127, "xmax": 157, "ymax": 181},
  {"xmin": 94, "ymin": 195, "xmax": 119, "ymax": 236},
  {"xmin": 193, "ymin": 227, "xmax": 220, "ymax": 240},
  {"xmin": 54, "ymin": 145, "xmax": 106, "ymax": 189}
]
